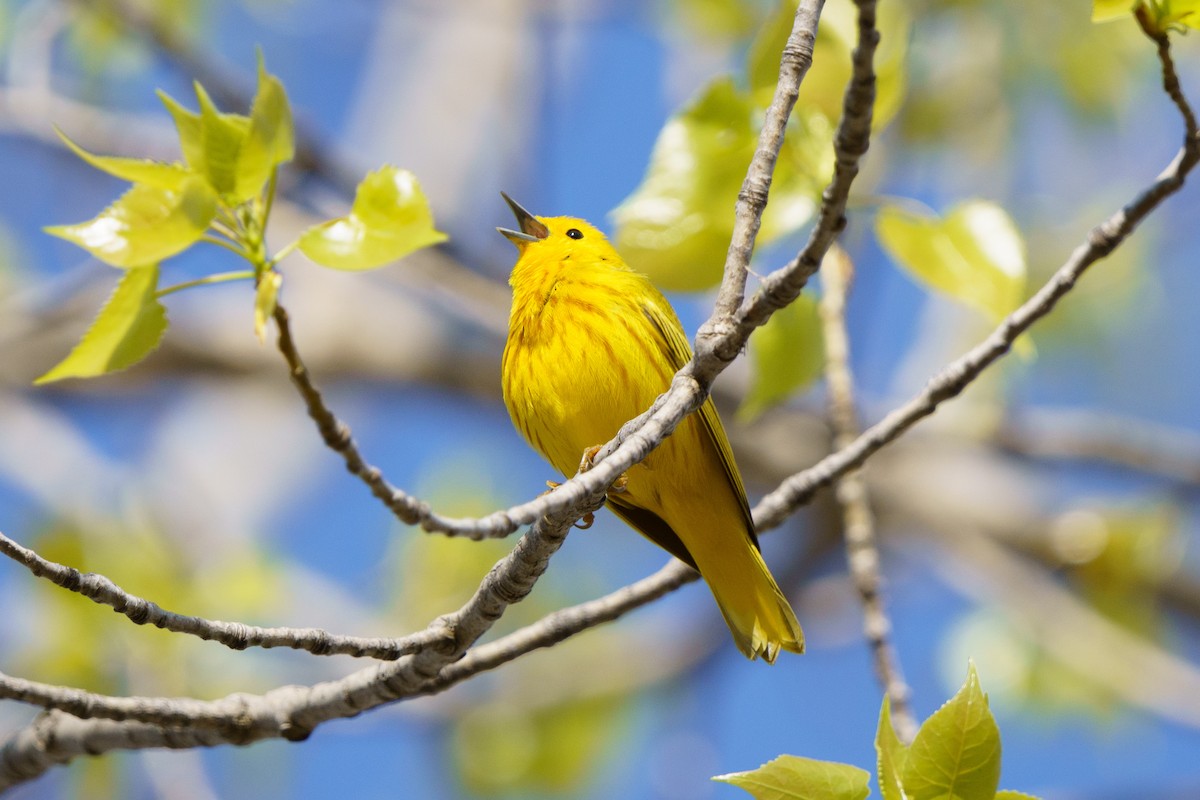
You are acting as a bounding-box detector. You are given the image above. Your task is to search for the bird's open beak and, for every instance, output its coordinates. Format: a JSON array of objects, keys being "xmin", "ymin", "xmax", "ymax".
[{"xmin": 497, "ymin": 192, "xmax": 549, "ymax": 245}]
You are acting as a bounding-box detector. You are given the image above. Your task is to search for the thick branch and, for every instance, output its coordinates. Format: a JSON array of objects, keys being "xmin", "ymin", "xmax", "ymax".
[{"xmin": 0, "ymin": 502, "xmax": 590, "ymax": 786}]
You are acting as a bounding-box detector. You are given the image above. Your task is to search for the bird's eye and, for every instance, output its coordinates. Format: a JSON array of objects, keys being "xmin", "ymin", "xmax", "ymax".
[{"xmin": 566, "ymin": 228, "xmax": 584, "ymax": 240}]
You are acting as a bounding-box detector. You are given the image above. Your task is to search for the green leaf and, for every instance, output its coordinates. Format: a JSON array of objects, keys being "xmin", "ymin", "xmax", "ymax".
[
  {"xmin": 738, "ymin": 292, "xmax": 824, "ymax": 421},
  {"xmin": 1152, "ymin": 0, "xmax": 1200, "ymax": 30},
  {"xmin": 995, "ymin": 792, "xmax": 1042, "ymax": 800},
  {"xmin": 714, "ymin": 755, "xmax": 871, "ymax": 800},
  {"xmin": 901, "ymin": 662, "xmax": 1001, "ymax": 800},
  {"xmin": 235, "ymin": 54, "xmax": 295, "ymax": 201},
  {"xmin": 35, "ymin": 265, "xmax": 167, "ymax": 384},
  {"xmin": 254, "ymin": 271, "xmax": 282, "ymax": 343},
  {"xmin": 876, "ymin": 698, "xmax": 910, "ymax": 800},
  {"xmin": 1092, "ymin": 0, "xmax": 1138, "ymax": 22},
  {"xmin": 45, "ymin": 177, "xmax": 217, "ymax": 268},
  {"xmin": 159, "ymin": 84, "xmax": 253, "ymax": 200},
  {"xmin": 298, "ymin": 166, "xmax": 447, "ymax": 271},
  {"xmin": 55, "ymin": 127, "xmax": 191, "ymax": 190},
  {"xmin": 612, "ymin": 77, "xmax": 830, "ymax": 291},
  {"xmin": 875, "ymin": 200, "xmax": 1026, "ymax": 325},
  {"xmin": 612, "ymin": 77, "xmax": 754, "ymax": 291}
]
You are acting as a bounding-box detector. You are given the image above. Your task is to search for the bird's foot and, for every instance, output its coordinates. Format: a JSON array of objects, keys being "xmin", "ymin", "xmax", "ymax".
[
  {"xmin": 543, "ymin": 480, "xmax": 595, "ymax": 529},
  {"xmin": 579, "ymin": 445, "xmax": 629, "ymax": 494}
]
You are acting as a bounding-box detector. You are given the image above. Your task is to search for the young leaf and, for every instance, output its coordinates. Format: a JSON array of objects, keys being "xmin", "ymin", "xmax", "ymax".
[
  {"xmin": 45, "ymin": 177, "xmax": 217, "ymax": 268},
  {"xmin": 612, "ymin": 76, "xmax": 830, "ymax": 291},
  {"xmin": 901, "ymin": 662, "xmax": 1001, "ymax": 800},
  {"xmin": 612, "ymin": 76, "xmax": 755, "ymax": 291},
  {"xmin": 254, "ymin": 271, "xmax": 282, "ymax": 343},
  {"xmin": 737, "ymin": 292, "xmax": 824, "ymax": 421},
  {"xmin": 235, "ymin": 55, "xmax": 295, "ymax": 201},
  {"xmin": 1151, "ymin": 0, "xmax": 1200, "ymax": 30},
  {"xmin": 876, "ymin": 697, "xmax": 910, "ymax": 800},
  {"xmin": 55, "ymin": 127, "xmax": 192, "ymax": 191},
  {"xmin": 875, "ymin": 200, "xmax": 1026, "ymax": 325},
  {"xmin": 35, "ymin": 265, "xmax": 167, "ymax": 384},
  {"xmin": 159, "ymin": 85, "xmax": 253, "ymax": 200},
  {"xmin": 995, "ymin": 792, "xmax": 1043, "ymax": 800},
  {"xmin": 714, "ymin": 755, "xmax": 871, "ymax": 800},
  {"xmin": 1092, "ymin": 0, "xmax": 1138, "ymax": 23},
  {"xmin": 194, "ymin": 82, "xmax": 253, "ymax": 198},
  {"xmin": 298, "ymin": 166, "xmax": 447, "ymax": 271}
]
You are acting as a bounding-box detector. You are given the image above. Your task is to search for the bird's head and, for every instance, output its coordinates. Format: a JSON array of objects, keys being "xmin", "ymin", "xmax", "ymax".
[{"xmin": 497, "ymin": 193, "xmax": 621, "ymax": 266}]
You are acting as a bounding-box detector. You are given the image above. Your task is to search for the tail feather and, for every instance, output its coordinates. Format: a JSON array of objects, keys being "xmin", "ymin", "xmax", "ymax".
[{"xmin": 701, "ymin": 543, "xmax": 804, "ymax": 664}]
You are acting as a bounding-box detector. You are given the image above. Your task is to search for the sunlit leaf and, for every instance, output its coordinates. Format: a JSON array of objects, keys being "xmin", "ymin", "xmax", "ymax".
[
  {"xmin": 45, "ymin": 178, "xmax": 217, "ymax": 268},
  {"xmin": 236, "ymin": 54, "xmax": 295, "ymax": 201},
  {"xmin": 298, "ymin": 166, "xmax": 447, "ymax": 271},
  {"xmin": 1092, "ymin": 0, "xmax": 1138, "ymax": 22},
  {"xmin": 55, "ymin": 127, "xmax": 191, "ymax": 190},
  {"xmin": 738, "ymin": 292, "xmax": 824, "ymax": 421},
  {"xmin": 35, "ymin": 265, "xmax": 166, "ymax": 384},
  {"xmin": 254, "ymin": 271, "xmax": 282, "ymax": 343},
  {"xmin": 612, "ymin": 77, "xmax": 753, "ymax": 291},
  {"xmin": 876, "ymin": 697, "xmax": 910, "ymax": 800},
  {"xmin": 612, "ymin": 77, "xmax": 829, "ymax": 291},
  {"xmin": 995, "ymin": 791, "xmax": 1044, "ymax": 800},
  {"xmin": 160, "ymin": 84, "xmax": 252, "ymax": 200},
  {"xmin": 1153, "ymin": 0, "xmax": 1200, "ymax": 29},
  {"xmin": 714, "ymin": 755, "xmax": 871, "ymax": 800},
  {"xmin": 876, "ymin": 200, "xmax": 1027, "ymax": 325},
  {"xmin": 902, "ymin": 661, "xmax": 1001, "ymax": 800}
]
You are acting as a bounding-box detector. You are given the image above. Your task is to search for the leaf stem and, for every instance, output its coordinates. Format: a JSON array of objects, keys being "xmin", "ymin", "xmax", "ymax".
[
  {"xmin": 268, "ymin": 238, "xmax": 300, "ymax": 268},
  {"xmin": 156, "ymin": 270, "xmax": 256, "ymax": 298},
  {"xmin": 200, "ymin": 235, "xmax": 253, "ymax": 260}
]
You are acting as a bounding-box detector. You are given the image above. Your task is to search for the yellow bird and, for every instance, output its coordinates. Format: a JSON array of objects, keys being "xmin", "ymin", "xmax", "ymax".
[{"xmin": 498, "ymin": 194, "xmax": 804, "ymax": 663}]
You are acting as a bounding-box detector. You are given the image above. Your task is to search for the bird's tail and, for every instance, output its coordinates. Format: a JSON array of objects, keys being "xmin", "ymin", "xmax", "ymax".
[{"xmin": 699, "ymin": 543, "xmax": 804, "ymax": 664}]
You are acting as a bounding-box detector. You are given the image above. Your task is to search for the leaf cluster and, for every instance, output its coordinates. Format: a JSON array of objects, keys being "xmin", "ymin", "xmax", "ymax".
[
  {"xmin": 39, "ymin": 55, "xmax": 445, "ymax": 384},
  {"xmin": 715, "ymin": 664, "xmax": 1040, "ymax": 800}
]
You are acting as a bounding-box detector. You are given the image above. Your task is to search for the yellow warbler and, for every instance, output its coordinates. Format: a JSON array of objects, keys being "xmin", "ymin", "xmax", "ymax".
[{"xmin": 498, "ymin": 194, "xmax": 804, "ymax": 663}]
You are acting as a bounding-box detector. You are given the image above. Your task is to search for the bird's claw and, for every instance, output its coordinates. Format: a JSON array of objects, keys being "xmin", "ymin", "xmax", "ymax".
[
  {"xmin": 543, "ymin": 479, "xmax": 596, "ymax": 529},
  {"xmin": 579, "ymin": 445, "xmax": 629, "ymax": 495}
]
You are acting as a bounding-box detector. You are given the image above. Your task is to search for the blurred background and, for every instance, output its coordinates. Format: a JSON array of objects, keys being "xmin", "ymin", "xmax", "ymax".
[{"xmin": 2, "ymin": 0, "xmax": 1200, "ymax": 797}]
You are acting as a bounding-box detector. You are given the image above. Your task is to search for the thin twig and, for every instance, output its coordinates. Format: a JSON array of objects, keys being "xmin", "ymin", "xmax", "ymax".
[
  {"xmin": 708, "ymin": 0, "xmax": 825, "ymax": 323},
  {"xmin": 819, "ymin": 246, "xmax": 917, "ymax": 744},
  {"xmin": 271, "ymin": 304, "xmax": 436, "ymax": 527},
  {"xmin": 0, "ymin": 530, "xmax": 444, "ymax": 660}
]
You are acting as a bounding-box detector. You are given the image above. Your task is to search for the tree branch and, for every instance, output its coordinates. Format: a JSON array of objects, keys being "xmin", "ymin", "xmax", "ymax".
[
  {"xmin": 0, "ymin": 529, "xmax": 444, "ymax": 660},
  {"xmin": 0, "ymin": 500, "xmax": 592, "ymax": 787},
  {"xmin": 707, "ymin": 0, "xmax": 824, "ymax": 326},
  {"xmin": 818, "ymin": 246, "xmax": 917, "ymax": 744},
  {"xmin": 754, "ymin": 25, "xmax": 1200, "ymax": 531}
]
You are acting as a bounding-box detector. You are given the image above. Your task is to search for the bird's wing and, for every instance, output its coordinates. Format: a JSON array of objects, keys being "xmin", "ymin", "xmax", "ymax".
[
  {"xmin": 639, "ymin": 297, "xmax": 758, "ymax": 545},
  {"xmin": 606, "ymin": 496, "xmax": 698, "ymax": 570}
]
